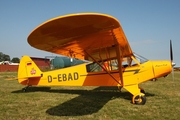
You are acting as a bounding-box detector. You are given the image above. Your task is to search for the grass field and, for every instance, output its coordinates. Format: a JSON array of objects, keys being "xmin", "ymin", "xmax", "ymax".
[{"xmin": 0, "ymin": 72, "xmax": 180, "ymax": 120}]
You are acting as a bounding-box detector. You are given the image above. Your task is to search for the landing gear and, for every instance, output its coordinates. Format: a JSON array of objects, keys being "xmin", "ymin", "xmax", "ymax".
[
  {"xmin": 132, "ymin": 94, "xmax": 146, "ymax": 105},
  {"xmin": 123, "ymin": 85, "xmax": 147, "ymax": 105},
  {"xmin": 132, "ymin": 88, "xmax": 146, "ymax": 105},
  {"xmin": 22, "ymin": 86, "xmax": 30, "ymax": 92}
]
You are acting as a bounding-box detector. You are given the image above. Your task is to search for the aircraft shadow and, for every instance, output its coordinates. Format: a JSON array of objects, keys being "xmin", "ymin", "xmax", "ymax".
[
  {"xmin": 11, "ymin": 86, "xmax": 154, "ymax": 116},
  {"xmin": 46, "ymin": 87, "xmax": 131, "ymax": 116},
  {"xmin": 46, "ymin": 87, "xmax": 154, "ymax": 116}
]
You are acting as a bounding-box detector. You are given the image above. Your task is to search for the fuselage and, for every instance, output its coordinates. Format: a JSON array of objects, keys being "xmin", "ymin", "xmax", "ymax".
[{"xmin": 18, "ymin": 58, "xmax": 172, "ymax": 87}]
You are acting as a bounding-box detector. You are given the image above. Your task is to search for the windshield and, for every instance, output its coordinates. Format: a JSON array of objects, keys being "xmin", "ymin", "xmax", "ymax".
[
  {"xmin": 122, "ymin": 53, "xmax": 149, "ymax": 67},
  {"xmin": 133, "ymin": 52, "xmax": 149, "ymax": 64}
]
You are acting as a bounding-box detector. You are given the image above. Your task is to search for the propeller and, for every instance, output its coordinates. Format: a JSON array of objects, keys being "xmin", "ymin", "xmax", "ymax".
[
  {"xmin": 170, "ymin": 40, "xmax": 175, "ymax": 83},
  {"xmin": 170, "ymin": 40, "xmax": 173, "ymax": 62}
]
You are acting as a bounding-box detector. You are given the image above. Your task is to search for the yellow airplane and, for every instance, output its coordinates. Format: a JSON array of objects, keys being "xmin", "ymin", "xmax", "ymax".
[{"xmin": 18, "ymin": 13, "xmax": 175, "ymax": 105}]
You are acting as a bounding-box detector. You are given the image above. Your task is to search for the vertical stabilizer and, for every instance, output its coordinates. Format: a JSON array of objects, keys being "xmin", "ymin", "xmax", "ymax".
[{"xmin": 18, "ymin": 56, "xmax": 42, "ymax": 85}]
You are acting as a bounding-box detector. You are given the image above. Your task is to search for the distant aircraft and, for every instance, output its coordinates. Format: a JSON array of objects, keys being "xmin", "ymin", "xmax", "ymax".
[{"xmin": 17, "ymin": 13, "xmax": 175, "ymax": 105}]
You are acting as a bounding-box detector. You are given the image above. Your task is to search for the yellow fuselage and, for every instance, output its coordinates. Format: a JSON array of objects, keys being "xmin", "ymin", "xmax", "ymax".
[{"xmin": 18, "ymin": 59, "xmax": 172, "ymax": 87}]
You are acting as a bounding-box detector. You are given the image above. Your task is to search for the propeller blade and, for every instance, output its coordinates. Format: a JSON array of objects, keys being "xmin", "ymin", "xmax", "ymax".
[
  {"xmin": 170, "ymin": 40, "xmax": 175, "ymax": 84},
  {"xmin": 170, "ymin": 40, "xmax": 173, "ymax": 62},
  {"xmin": 172, "ymin": 66, "xmax": 175, "ymax": 84}
]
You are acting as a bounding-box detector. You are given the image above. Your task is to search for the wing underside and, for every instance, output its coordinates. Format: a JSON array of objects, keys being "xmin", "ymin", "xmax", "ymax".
[{"xmin": 28, "ymin": 13, "xmax": 133, "ymax": 61}]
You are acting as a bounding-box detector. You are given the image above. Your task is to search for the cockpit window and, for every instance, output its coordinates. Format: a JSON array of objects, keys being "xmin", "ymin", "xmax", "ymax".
[{"xmin": 86, "ymin": 53, "xmax": 149, "ymax": 72}]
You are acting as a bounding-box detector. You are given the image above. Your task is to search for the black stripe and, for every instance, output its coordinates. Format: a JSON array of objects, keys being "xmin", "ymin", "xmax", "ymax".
[
  {"xmin": 124, "ymin": 69, "xmax": 140, "ymax": 74},
  {"xmin": 80, "ymin": 69, "xmax": 140, "ymax": 76}
]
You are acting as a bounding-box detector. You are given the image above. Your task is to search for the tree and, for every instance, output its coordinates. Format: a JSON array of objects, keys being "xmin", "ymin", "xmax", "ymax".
[
  {"xmin": 11, "ymin": 57, "xmax": 20, "ymax": 63},
  {"xmin": 0, "ymin": 52, "xmax": 10, "ymax": 62},
  {"xmin": 0, "ymin": 52, "xmax": 3, "ymax": 61}
]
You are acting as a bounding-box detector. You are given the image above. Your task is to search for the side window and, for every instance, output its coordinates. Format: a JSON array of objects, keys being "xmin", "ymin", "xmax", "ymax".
[
  {"xmin": 86, "ymin": 62, "xmax": 103, "ymax": 72},
  {"xmin": 122, "ymin": 56, "xmax": 139, "ymax": 67},
  {"xmin": 86, "ymin": 53, "xmax": 148, "ymax": 72},
  {"xmin": 122, "ymin": 57, "xmax": 130, "ymax": 68},
  {"xmin": 86, "ymin": 59, "xmax": 119, "ymax": 72}
]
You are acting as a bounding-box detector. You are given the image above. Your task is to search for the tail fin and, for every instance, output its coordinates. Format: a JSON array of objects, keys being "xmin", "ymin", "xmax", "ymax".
[{"xmin": 18, "ymin": 56, "xmax": 42, "ymax": 85}]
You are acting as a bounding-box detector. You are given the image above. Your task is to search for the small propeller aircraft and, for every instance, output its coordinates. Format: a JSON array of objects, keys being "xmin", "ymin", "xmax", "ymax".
[{"xmin": 18, "ymin": 13, "xmax": 175, "ymax": 105}]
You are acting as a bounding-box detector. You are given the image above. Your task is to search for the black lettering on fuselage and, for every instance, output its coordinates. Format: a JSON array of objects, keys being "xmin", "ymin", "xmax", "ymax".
[
  {"xmin": 62, "ymin": 74, "xmax": 67, "ymax": 81},
  {"xmin": 57, "ymin": 72, "xmax": 79, "ymax": 82},
  {"xmin": 74, "ymin": 72, "xmax": 79, "ymax": 80},
  {"xmin": 68, "ymin": 73, "xmax": 73, "ymax": 80},
  {"xmin": 58, "ymin": 74, "xmax": 62, "ymax": 82},
  {"xmin": 48, "ymin": 75, "xmax": 52, "ymax": 83}
]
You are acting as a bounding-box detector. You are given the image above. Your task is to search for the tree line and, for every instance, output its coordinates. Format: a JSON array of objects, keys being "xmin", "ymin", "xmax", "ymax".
[{"xmin": 0, "ymin": 52, "xmax": 20, "ymax": 63}]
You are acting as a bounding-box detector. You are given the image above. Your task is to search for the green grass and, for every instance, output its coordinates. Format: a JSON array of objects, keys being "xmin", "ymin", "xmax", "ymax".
[{"xmin": 0, "ymin": 72, "xmax": 180, "ymax": 120}]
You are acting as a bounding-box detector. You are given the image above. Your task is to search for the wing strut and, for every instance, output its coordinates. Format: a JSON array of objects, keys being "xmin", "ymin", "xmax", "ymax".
[
  {"xmin": 84, "ymin": 50, "xmax": 121, "ymax": 85},
  {"xmin": 112, "ymin": 30, "xmax": 124, "ymax": 86},
  {"xmin": 114, "ymin": 44, "xmax": 124, "ymax": 86}
]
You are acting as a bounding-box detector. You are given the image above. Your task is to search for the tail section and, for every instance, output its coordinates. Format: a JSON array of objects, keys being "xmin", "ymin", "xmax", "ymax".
[{"xmin": 18, "ymin": 56, "xmax": 42, "ymax": 85}]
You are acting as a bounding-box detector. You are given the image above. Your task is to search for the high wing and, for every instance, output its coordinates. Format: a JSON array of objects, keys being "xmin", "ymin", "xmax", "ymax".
[{"xmin": 28, "ymin": 13, "xmax": 133, "ymax": 61}]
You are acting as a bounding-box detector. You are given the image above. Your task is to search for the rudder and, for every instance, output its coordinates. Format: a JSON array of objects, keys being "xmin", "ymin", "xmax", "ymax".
[{"xmin": 18, "ymin": 56, "xmax": 42, "ymax": 85}]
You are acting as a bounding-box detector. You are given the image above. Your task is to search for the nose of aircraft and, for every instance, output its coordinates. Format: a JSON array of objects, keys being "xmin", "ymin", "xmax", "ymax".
[
  {"xmin": 152, "ymin": 60, "xmax": 172, "ymax": 78},
  {"xmin": 151, "ymin": 40, "xmax": 175, "ymax": 79}
]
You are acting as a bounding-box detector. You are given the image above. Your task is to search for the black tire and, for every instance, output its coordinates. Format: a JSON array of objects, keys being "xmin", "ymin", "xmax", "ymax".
[{"xmin": 134, "ymin": 95, "xmax": 146, "ymax": 105}]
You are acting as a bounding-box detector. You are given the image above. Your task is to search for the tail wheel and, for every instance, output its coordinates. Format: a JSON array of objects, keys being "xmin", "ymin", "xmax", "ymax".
[{"xmin": 132, "ymin": 95, "xmax": 146, "ymax": 105}]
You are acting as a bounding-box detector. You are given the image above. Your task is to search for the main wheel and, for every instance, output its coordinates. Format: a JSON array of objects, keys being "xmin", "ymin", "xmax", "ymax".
[{"xmin": 132, "ymin": 95, "xmax": 146, "ymax": 105}]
